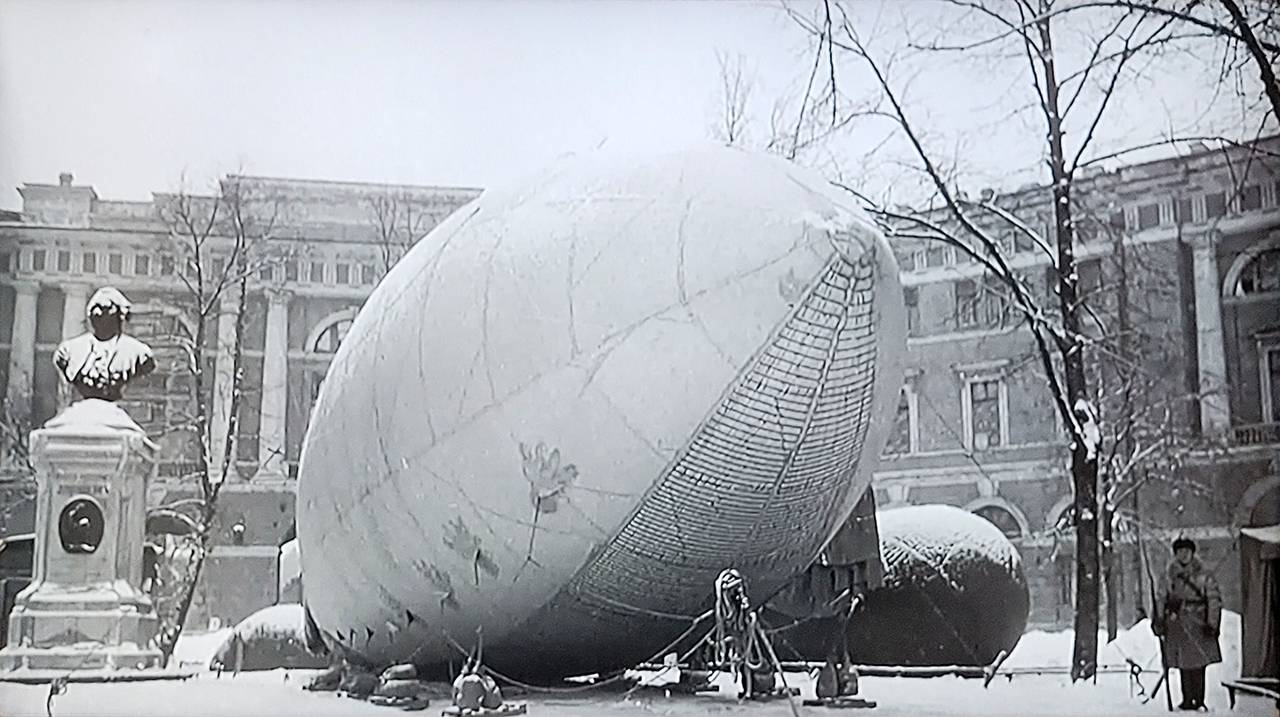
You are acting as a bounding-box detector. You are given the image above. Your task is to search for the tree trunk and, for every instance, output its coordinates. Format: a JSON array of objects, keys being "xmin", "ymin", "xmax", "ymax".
[
  {"xmin": 159, "ymin": 540, "xmax": 206, "ymax": 664},
  {"xmin": 1069, "ymin": 444, "xmax": 1101, "ymax": 680},
  {"xmin": 1035, "ymin": 9, "xmax": 1100, "ymax": 681},
  {"xmin": 1102, "ymin": 506, "xmax": 1118, "ymax": 642}
]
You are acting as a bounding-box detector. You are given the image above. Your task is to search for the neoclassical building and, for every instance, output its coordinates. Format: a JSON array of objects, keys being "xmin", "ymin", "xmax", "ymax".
[
  {"xmin": 2, "ymin": 137, "xmax": 1278, "ymax": 629},
  {"xmin": 875, "ymin": 135, "xmax": 1280, "ymax": 627},
  {"xmin": 0, "ymin": 173, "xmax": 480, "ymax": 624}
]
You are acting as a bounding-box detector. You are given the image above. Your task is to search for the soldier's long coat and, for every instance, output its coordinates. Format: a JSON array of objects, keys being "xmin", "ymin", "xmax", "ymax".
[{"xmin": 1159, "ymin": 557, "xmax": 1223, "ymax": 669}]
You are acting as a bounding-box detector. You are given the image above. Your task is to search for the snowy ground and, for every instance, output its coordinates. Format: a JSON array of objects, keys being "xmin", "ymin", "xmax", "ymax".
[{"xmin": 1, "ymin": 613, "xmax": 1273, "ymax": 717}]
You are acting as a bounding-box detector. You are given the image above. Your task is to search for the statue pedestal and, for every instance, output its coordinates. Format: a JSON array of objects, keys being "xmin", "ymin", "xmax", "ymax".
[{"xmin": 0, "ymin": 399, "xmax": 163, "ymax": 672}]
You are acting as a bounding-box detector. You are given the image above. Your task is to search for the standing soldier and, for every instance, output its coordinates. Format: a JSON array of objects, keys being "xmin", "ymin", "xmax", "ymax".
[{"xmin": 1155, "ymin": 537, "xmax": 1222, "ymax": 711}]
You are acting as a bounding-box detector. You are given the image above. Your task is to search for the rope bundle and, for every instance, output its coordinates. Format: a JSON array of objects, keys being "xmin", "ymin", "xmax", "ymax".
[{"xmin": 712, "ymin": 569, "xmax": 767, "ymax": 674}]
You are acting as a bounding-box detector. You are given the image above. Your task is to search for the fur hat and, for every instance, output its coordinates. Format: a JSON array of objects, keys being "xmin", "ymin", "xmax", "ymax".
[{"xmin": 1172, "ymin": 537, "xmax": 1196, "ymax": 553}]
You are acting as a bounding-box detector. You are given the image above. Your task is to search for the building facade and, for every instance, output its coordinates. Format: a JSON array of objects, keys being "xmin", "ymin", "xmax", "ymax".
[
  {"xmin": 874, "ymin": 136, "xmax": 1280, "ymax": 627},
  {"xmin": 0, "ymin": 173, "xmax": 481, "ymax": 625},
  {"xmin": 2, "ymin": 138, "xmax": 1278, "ymax": 631}
]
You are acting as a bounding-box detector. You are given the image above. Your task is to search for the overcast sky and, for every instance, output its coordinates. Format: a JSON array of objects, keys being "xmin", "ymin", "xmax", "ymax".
[{"xmin": 0, "ymin": 0, "xmax": 1268, "ymax": 210}]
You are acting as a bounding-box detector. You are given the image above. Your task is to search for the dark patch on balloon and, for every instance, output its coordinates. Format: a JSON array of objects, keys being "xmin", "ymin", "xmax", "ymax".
[{"xmin": 520, "ymin": 441, "xmax": 578, "ymax": 513}]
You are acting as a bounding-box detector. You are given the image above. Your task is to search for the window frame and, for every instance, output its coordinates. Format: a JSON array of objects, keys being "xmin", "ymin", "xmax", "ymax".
[
  {"xmin": 972, "ymin": 504, "xmax": 1024, "ymax": 539},
  {"xmin": 884, "ymin": 382, "xmax": 920, "ymax": 455},
  {"xmin": 1238, "ymin": 246, "xmax": 1280, "ymax": 296},
  {"xmin": 1257, "ymin": 332, "xmax": 1280, "ymax": 424},
  {"xmin": 961, "ymin": 374, "xmax": 1009, "ymax": 451},
  {"xmin": 903, "ymin": 286, "xmax": 920, "ymax": 336}
]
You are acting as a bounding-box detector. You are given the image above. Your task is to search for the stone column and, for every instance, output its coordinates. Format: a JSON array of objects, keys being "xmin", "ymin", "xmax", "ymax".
[
  {"xmin": 4, "ymin": 281, "xmax": 40, "ymax": 427},
  {"xmin": 57, "ymin": 284, "xmax": 91, "ymax": 409},
  {"xmin": 1191, "ymin": 233, "xmax": 1230, "ymax": 434},
  {"xmin": 209, "ymin": 292, "xmax": 238, "ymax": 474},
  {"xmin": 256, "ymin": 290, "xmax": 290, "ymax": 480}
]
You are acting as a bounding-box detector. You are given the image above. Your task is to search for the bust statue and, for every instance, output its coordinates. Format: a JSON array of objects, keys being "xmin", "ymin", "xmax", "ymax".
[{"xmin": 53, "ymin": 287, "xmax": 157, "ymax": 402}]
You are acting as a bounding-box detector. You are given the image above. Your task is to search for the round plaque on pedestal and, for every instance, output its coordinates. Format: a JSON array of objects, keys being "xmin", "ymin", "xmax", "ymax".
[{"xmin": 57, "ymin": 498, "xmax": 104, "ymax": 554}]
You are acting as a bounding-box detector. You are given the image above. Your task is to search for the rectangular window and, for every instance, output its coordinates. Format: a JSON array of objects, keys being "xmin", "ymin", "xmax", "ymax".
[
  {"xmin": 1057, "ymin": 557, "xmax": 1074, "ymax": 607},
  {"xmin": 310, "ymin": 261, "xmax": 325, "ymax": 283},
  {"xmin": 969, "ymin": 379, "xmax": 1003, "ymax": 449},
  {"xmin": 285, "ymin": 260, "xmax": 299, "ymax": 282},
  {"xmin": 1240, "ymin": 184, "xmax": 1262, "ymax": 211},
  {"xmin": 82, "ymin": 252, "xmax": 96, "ymax": 273},
  {"xmin": 160, "ymin": 254, "xmax": 175, "ymax": 276},
  {"xmin": 885, "ymin": 388, "xmax": 913, "ymax": 454},
  {"xmin": 1014, "ymin": 231, "xmax": 1036, "ymax": 253},
  {"xmin": 108, "ymin": 253, "xmax": 123, "ymax": 274},
  {"xmin": 0, "ymin": 251, "xmax": 10, "ymax": 274},
  {"xmin": 955, "ymin": 279, "xmax": 978, "ymax": 328},
  {"xmin": 1044, "ymin": 266, "xmax": 1060, "ymax": 308},
  {"xmin": 1078, "ymin": 258, "xmax": 1103, "ymax": 298},
  {"xmin": 135, "ymin": 254, "xmax": 150, "ymax": 276},
  {"xmin": 925, "ymin": 245, "xmax": 947, "ymax": 268},
  {"xmin": 903, "ymin": 286, "xmax": 920, "ymax": 336},
  {"xmin": 361, "ymin": 264, "xmax": 377, "ymax": 285},
  {"xmin": 210, "ymin": 254, "xmax": 225, "ymax": 279},
  {"xmin": 57, "ymin": 250, "xmax": 71, "ymax": 272},
  {"xmin": 1266, "ymin": 347, "xmax": 1280, "ymax": 423},
  {"xmin": 955, "ymin": 277, "xmax": 1006, "ymax": 329},
  {"xmin": 259, "ymin": 264, "xmax": 275, "ymax": 282},
  {"xmin": 31, "ymin": 250, "xmax": 46, "ymax": 272},
  {"xmin": 1175, "ymin": 197, "xmax": 1194, "ymax": 224},
  {"xmin": 1075, "ymin": 219, "xmax": 1098, "ymax": 243},
  {"xmin": 1136, "ymin": 203, "xmax": 1160, "ymax": 230},
  {"xmin": 1108, "ymin": 210, "xmax": 1127, "ymax": 231},
  {"xmin": 1204, "ymin": 191, "xmax": 1227, "ymax": 218},
  {"xmin": 336, "ymin": 263, "xmax": 350, "ymax": 284}
]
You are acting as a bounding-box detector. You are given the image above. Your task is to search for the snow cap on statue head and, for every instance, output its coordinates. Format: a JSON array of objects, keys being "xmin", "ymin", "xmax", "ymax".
[
  {"xmin": 1172, "ymin": 536, "xmax": 1196, "ymax": 553},
  {"xmin": 85, "ymin": 286, "xmax": 132, "ymax": 320}
]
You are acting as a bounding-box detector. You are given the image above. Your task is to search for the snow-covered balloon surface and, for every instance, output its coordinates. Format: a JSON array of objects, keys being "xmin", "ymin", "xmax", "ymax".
[
  {"xmin": 296, "ymin": 145, "xmax": 906, "ymax": 679},
  {"xmin": 209, "ymin": 605, "xmax": 328, "ymax": 672},
  {"xmin": 848, "ymin": 505, "xmax": 1031, "ymax": 665}
]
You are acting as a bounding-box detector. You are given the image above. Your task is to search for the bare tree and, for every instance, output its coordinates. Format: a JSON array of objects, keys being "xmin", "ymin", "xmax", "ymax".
[
  {"xmin": 366, "ymin": 190, "xmax": 436, "ymax": 275},
  {"xmin": 712, "ymin": 51, "xmax": 754, "ymax": 145},
  {"xmin": 0, "ymin": 402, "xmax": 33, "ymax": 479},
  {"xmin": 785, "ymin": 0, "xmax": 1269, "ymax": 679},
  {"xmin": 148, "ymin": 176, "xmax": 291, "ymax": 663}
]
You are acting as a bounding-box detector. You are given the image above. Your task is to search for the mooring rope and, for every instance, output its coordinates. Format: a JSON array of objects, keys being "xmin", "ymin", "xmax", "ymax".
[{"xmin": 440, "ymin": 606, "xmax": 715, "ymax": 695}]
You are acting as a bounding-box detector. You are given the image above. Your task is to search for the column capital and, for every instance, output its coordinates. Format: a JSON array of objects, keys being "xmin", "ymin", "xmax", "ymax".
[
  {"xmin": 1189, "ymin": 229, "xmax": 1222, "ymax": 250},
  {"xmin": 265, "ymin": 288, "xmax": 293, "ymax": 306},
  {"xmin": 217, "ymin": 290, "xmax": 240, "ymax": 311},
  {"xmin": 10, "ymin": 279, "xmax": 40, "ymax": 296}
]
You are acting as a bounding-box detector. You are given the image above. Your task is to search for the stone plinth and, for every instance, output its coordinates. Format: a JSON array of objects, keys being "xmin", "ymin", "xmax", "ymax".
[{"xmin": 0, "ymin": 399, "xmax": 163, "ymax": 672}]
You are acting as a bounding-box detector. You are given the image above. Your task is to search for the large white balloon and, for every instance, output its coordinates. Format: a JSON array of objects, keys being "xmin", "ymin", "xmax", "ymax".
[{"xmin": 297, "ymin": 145, "xmax": 906, "ymax": 679}]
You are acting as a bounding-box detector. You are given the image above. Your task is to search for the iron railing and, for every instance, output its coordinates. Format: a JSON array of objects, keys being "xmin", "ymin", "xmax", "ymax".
[{"xmin": 1231, "ymin": 422, "xmax": 1280, "ymax": 447}]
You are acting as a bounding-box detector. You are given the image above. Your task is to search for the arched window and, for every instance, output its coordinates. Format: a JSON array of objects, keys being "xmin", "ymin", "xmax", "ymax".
[
  {"xmin": 973, "ymin": 504, "xmax": 1024, "ymax": 539},
  {"xmin": 1044, "ymin": 496, "xmax": 1074, "ymax": 534},
  {"xmin": 311, "ymin": 318, "xmax": 352, "ymax": 354},
  {"xmin": 1238, "ymin": 247, "xmax": 1280, "ymax": 295}
]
